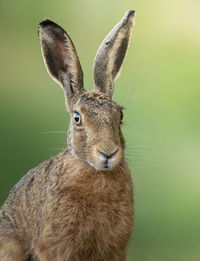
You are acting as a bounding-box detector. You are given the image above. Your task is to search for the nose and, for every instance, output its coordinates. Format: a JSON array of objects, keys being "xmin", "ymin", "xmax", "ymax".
[{"xmin": 98, "ymin": 148, "xmax": 119, "ymax": 160}]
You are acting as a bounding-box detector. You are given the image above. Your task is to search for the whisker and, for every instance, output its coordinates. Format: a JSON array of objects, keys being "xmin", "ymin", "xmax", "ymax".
[
  {"xmin": 52, "ymin": 147, "xmax": 65, "ymax": 151},
  {"xmin": 39, "ymin": 131, "xmax": 66, "ymax": 134}
]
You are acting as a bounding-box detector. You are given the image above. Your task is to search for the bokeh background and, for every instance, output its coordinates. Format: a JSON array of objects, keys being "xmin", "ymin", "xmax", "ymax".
[{"xmin": 0, "ymin": 0, "xmax": 200, "ymax": 260}]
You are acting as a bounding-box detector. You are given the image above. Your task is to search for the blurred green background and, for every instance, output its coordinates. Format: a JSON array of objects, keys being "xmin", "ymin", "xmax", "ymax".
[{"xmin": 0, "ymin": 0, "xmax": 200, "ymax": 260}]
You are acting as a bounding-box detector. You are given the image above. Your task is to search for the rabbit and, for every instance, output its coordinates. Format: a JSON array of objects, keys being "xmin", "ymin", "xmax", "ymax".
[{"xmin": 0, "ymin": 10, "xmax": 135, "ymax": 261}]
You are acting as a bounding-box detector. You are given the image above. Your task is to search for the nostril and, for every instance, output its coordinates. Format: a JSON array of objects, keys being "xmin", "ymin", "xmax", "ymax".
[{"xmin": 98, "ymin": 149, "xmax": 119, "ymax": 159}]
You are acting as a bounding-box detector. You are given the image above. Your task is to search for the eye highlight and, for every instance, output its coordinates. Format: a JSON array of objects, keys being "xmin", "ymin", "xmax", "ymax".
[{"xmin": 73, "ymin": 112, "xmax": 82, "ymax": 126}]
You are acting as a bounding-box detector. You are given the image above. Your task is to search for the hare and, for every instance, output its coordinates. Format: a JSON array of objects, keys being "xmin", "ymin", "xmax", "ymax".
[{"xmin": 0, "ymin": 10, "xmax": 135, "ymax": 261}]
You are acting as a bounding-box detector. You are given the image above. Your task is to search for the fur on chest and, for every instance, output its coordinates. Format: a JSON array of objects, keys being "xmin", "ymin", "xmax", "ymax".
[
  {"xmin": 46, "ymin": 192, "xmax": 133, "ymax": 260},
  {"xmin": 43, "ymin": 166, "xmax": 133, "ymax": 258}
]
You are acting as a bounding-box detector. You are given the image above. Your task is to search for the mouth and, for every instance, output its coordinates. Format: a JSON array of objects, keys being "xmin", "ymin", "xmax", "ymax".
[
  {"xmin": 87, "ymin": 158, "xmax": 117, "ymax": 171},
  {"xmin": 102, "ymin": 159, "xmax": 112, "ymax": 170},
  {"xmin": 104, "ymin": 159, "xmax": 109, "ymax": 168}
]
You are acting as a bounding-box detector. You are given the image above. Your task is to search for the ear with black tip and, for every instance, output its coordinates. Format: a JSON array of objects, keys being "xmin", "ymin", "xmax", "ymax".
[
  {"xmin": 38, "ymin": 19, "xmax": 85, "ymax": 112},
  {"xmin": 93, "ymin": 10, "xmax": 135, "ymax": 99}
]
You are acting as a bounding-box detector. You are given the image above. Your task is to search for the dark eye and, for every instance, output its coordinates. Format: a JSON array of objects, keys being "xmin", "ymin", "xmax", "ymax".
[
  {"xmin": 120, "ymin": 110, "xmax": 124, "ymax": 123},
  {"xmin": 73, "ymin": 112, "xmax": 82, "ymax": 126}
]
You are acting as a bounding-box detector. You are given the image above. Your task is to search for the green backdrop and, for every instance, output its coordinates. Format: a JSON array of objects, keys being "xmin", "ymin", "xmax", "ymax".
[{"xmin": 0, "ymin": 0, "xmax": 200, "ymax": 260}]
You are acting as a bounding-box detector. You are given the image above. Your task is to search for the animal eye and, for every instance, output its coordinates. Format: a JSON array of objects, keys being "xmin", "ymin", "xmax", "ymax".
[
  {"xmin": 73, "ymin": 112, "xmax": 82, "ymax": 126},
  {"xmin": 120, "ymin": 110, "xmax": 124, "ymax": 123}
]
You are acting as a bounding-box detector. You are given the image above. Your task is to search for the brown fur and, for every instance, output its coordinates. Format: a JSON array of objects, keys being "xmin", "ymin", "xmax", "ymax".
[
  {"xmin": 1, "ymin": 152, "xmax": 133, "ymax": 261},
  {"xmin": 0, "ymin": 10, "xmax": 135, "ymax": 261}
]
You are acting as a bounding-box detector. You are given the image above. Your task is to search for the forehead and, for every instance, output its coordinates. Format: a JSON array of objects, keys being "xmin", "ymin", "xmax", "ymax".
[{"xmin": 74, "ymin": 92, "xmax": 121, "ymax": 117}]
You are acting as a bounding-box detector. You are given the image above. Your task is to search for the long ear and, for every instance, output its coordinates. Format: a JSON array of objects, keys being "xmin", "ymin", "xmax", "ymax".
[
  {"xmin": 93, "ymin": 10, "xmax": 135, "ymax": 99},
  {"xmin": 38, "ymin": 19, "xmax": 85, "ymax": 112}
]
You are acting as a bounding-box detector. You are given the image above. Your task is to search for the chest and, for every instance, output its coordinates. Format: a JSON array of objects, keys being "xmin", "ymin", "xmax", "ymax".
[{"xmin": 49, "ymin": 179, "xmax": 133, "ymax": 255}]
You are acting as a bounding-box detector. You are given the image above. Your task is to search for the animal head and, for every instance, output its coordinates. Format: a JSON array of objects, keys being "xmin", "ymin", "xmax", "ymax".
[{"xmin": 38, "ymin": 10, "xmax": 135, "ymax": 171}]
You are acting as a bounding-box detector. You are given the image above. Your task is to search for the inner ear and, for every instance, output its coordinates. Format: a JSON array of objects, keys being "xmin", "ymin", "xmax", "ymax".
[{"xmin": 38, "ymin": 19, "xmax": 85, "ymax": 112}]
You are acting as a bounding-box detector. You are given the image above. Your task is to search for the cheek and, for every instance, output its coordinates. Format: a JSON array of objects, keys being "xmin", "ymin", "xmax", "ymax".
[{"xmin": 73, "ymin": 129, "xmax": 87, "ymax": 155}]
